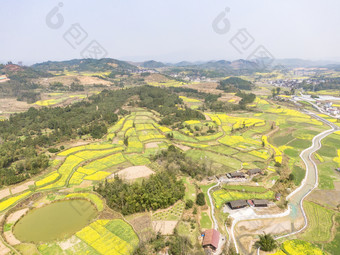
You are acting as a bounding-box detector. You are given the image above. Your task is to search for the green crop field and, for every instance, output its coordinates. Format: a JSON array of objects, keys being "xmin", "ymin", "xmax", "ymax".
[
  {"xmin": 222, "ymin": 185, "xmax": 268, "ymax": 193},
  {"xmin": 152, "ymin": 202, "xmax": 185, "ymax": 221},
  {"xmin": 200, "ymin": 212, "xmax": 212, "ymax": 229},
  {"xmin": 213, "ymin": 189, "xmax": 274, "ymax": 208},
  {"xmin": 323, "ymin": 214, "xmax": 340, "ymax": 254},
  {"xmin": 300, "ymin": 202, "xmax": 334, "ymax": 242}
]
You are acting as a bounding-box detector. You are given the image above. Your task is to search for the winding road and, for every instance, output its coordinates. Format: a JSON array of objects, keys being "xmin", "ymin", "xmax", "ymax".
[{"xmin": 217, "ymin": 112, "xmax": 339, "ymax": 254}]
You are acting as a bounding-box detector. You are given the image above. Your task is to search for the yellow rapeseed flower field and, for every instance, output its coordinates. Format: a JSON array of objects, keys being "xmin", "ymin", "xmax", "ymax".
[{"xmin": 0, "ymin": 191, "xmax": 31, "ymax": 212}]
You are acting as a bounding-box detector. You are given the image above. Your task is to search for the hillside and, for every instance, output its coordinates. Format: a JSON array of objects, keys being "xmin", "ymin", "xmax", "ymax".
[
  {"xmin": 139, "ymin": 60, "xmax": 167, "ymax": 68},
  {"xmin": 217, "ymin": 77, "xmax": 254, "ymax": 92},
  {"xmin": 32, "ymin": 58, "xmax": 138, "ymax": 73},
  {"xmin": 0, "ymin": 64, "xmax": 52, "ymax": 80}
]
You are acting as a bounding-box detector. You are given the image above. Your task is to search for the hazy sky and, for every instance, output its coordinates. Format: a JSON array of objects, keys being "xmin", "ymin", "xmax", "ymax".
[{"xmin": 1, "ymin": 0, "xmax": 340, "ymax": 64}]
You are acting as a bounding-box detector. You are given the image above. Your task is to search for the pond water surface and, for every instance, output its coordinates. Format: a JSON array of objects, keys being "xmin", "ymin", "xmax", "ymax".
[{"xmin": 13, "ymin": 199, "xmax": 97, "ymax": 243}]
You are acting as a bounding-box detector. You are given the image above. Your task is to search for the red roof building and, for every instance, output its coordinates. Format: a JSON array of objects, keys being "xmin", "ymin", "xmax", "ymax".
[{"xmin": 202, "ymin": 229, "xmax": 220, "ymax": 251}]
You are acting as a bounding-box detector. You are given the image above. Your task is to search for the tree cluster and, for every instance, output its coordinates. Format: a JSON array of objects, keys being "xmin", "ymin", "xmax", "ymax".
[
  {"xmin": 95, "ymin": 172, "xmax": 185, "ymax": 215},
  {"xmin": 217, "ymin": 77, "xmax": 254, "ymax": 92},
  {"xmin": 153, "ymin": 145, "xmax": 213, "ymax": 178}
]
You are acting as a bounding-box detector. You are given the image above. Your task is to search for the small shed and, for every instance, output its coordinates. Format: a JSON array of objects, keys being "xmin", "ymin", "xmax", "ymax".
[
  {"xmin": 248, "ymin": 168, "xmax": 262, "ymax": 176},
  {"xmin": 202, "ymin": 229, "xmax": 220, "ymax": 251},
  {"xmin": 228, "ymin": 200, "xmax": 248, "ymax": 210},
  {"xmin": 252, "ymin": 199, "xmax": 269, "ymax": 207}
]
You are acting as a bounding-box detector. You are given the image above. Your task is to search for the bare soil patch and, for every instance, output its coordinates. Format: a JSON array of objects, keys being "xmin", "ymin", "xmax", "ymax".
[
  {"xmin": 0, "ymin": 98, "xmax": 31, "ymax": 117},
  {"xmin": 218, "ymin": 93, "xmax": 241, "ymax": 104},
  {"xmin": 58, "ymin": 236, "xmax": 81, "ymax": 250},
  {"xmin": 10, "ymin": 181, "xmax": 34, "ymax": 195},
  {"xmin": 6, "ymin": 208, "xmax": 29, "ymax": 224},
  {"xmin": 115, "ymin": 166, "xmax": 154, "ymax": 181},
  {"xmin": 236, "ymin": 218, "xmax": 292, "ymax": 235},
  {"xmin": 127, "ymin": 213, "xmax": 153, "ymax": 242},
  {"xmin": 0, "ymin": 189, "xmax": 10, "ymax": 201},
  {"xmin": 184, "ymin": 82, "xmax": 219, "ymax": 94},
  {"xmin": 152, "ymin": 220, "xmax": 177, "ymax": 235},
  {"xmin": 35, "ymin": 75, "xmax": 111, "ymax": 87},
  {"xmin": 4, "ymin": 230, "xmax": 21, "ymax": 245},
  {"xmin": 145, "ymin": 142, "xmax": 161, "ymax": 149},
  {"xmin": 174, "ymin": 143, "xmax": 191, "ymax": 151},
  {"xmin": 0, "ymin": 240, "xmax": 10, "ymax": 255},
  {"xmin": 143, "ymin": 74, "xmax": 170, "ymax": 83},
  {"xmin": 307, "ymin": 189, "xmax": 340, "ymax": 209},
  {"xmin": 253, "ymin": 204, "xmax": 284, "ymax": 215}
]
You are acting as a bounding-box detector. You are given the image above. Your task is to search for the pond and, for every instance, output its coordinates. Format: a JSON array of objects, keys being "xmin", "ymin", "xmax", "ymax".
[{"xmin": 13, "ymin": 199, "xmax": 97, "ymax": 243}]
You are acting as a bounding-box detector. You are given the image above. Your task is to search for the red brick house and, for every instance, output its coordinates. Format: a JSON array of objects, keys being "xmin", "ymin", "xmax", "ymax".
[{"xmin": 202, "ymin": 229, "xmax": 220, "ymax": 251}]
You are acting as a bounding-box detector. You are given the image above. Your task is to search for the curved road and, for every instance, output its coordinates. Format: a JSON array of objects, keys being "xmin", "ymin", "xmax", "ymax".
[{"xmin": 227, "ymin": 112, "xmax": 340, "ymax": 254}]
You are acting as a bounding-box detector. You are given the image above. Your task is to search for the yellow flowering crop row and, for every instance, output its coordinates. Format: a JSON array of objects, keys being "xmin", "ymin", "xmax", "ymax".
[
  {"xmin": 249, "ymin": 150, "xmax": 270, "ymax": 160},
  {"xmin": 68, "ymin": 172, "xmax": 85, "ymax": 185},
  {"xmin": 35, "ymin": 171, "xmax": 60, "ymax": 187},
  {"xmin": 267, "ymin": 108, "xmax": 307, "ymax": 118},
  {"xmin": 135, "ymin": 123, "xmax": 155, "ymax": 131},
  {"xmin": 122, "ymin": 120, "xmax": 134, "ymax": 132},
  {"xmin": 0, "ymin": 191, "xmax": 31, "ymax": 212},
  {"xmin": 58, "ymin": 143, "xmax": 115, "ymax": 156},
  {"xmin": 281, "ymin": 240, "xmax": 326, "ymax": 255},
  {"xmin": 184, "ymin": 120, "xmax": 201, "ymax": 125},
  {"xmin": 158, "ymin": 125, "xmax": 172, "ymax": 132},
  {"xmin": 263, "ymin": 136, "xmax": 282, "ymax": 163},
  {"xmin": 333, "ymin": 150, "xmax": 340, "ymax": 167},
  {"xmin": 124, "ymin": 154, "xmax": 151, "ymax": 166},
  {"xmin": 76, "ymin": 220, "xmax": 134, "ymax": 255},
  {"xmin": 66, "ymin": 193, "xmax": 104, "ymax": 211},
  {"xmin": 179, "ymin": 96, "xmax": 201, "ymax": 103},
  {"xmin": 126, "ymin": 137, "xmax": 144, "ymax": 153},
  {"xmin": 84, "ymin": 171, "xmax": 111, "ymax": 181},
  {"xmin": 78, "ymin": 153, "xmax": 126, "ymax": 175},
  {"xmin": 39, "ymin": 155, "xmax": 85, "ymax": 190},
  {"xmin": 108, "ymin": 117, "xmax": 126, "ymax": 133},
  {"xmin": 75, "ymin": 147, "xmax": 122, "ymax": 161}
]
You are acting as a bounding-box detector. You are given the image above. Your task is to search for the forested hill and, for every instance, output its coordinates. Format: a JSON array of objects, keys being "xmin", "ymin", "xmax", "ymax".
[
  {"xmin": 0, "ymin": 64, "xmax": 52, "ymax": 81},
  {"xmin": 0, "ymin": 86, "xmax": 204, "ymax": 187},
  {"xmin": 217, "ymin": 77, "xmax": 254, "ymax": 92},
  {"xmin": 31, "ymin": 58, "xmax": 138, "ymax": 73}
]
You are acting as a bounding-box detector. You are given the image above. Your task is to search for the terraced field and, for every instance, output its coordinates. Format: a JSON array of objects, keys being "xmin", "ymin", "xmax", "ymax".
[
  {"xmin": 299, "ymin": 202, "xmax": 334, "ymax": 242},
  {"xmin": 0, "ymin": 99, "xmax": 334, "ymax": 255}
]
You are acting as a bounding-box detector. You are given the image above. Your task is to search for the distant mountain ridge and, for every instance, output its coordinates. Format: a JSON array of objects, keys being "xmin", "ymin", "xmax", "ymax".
[
  {"xmin": 32, "ymin": 58, "xmax": 138, "ymax": 73},
  {"xmin": 29, "ymin": 58, "xmax": 340, "ymax": 77}
]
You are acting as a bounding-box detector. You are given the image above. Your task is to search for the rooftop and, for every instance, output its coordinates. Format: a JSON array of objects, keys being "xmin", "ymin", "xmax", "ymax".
[
  {"xmin": 202, "ymin": 229, "xmax": 220, "ymax": 249},
  {"xmin": 229, "ymin": 200, "xmax": 248, "ymax": 208}
]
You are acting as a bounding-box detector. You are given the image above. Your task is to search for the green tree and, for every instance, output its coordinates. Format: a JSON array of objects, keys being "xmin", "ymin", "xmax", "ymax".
[
  {"xmin": 255, "ymin": 233, "xmax": 277, "ymax": 251},
  {"xmin": 196, "ymin": 192, "xmax": 205, "ymax": 206},
  {"xmin": 185, "ymin": 199, "xmax": 194, "ymax": 209}
]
